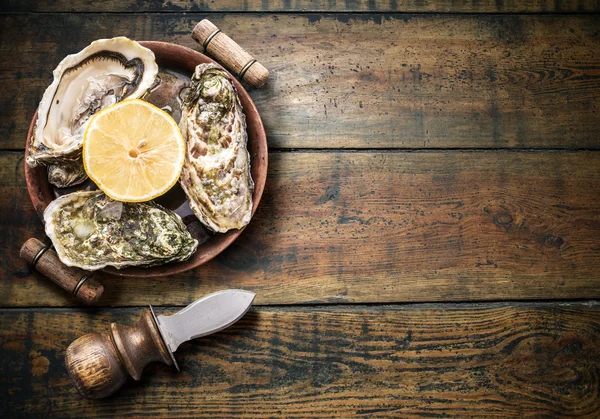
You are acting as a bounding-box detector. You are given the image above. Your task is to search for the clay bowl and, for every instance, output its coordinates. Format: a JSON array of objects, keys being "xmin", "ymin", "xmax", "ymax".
[{"xmin": 24, "ymin": 41, "xmax": 268, "ymax": 277}]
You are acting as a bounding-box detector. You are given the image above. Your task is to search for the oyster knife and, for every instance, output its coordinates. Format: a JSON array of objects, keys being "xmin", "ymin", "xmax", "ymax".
[
  {"xmin": 65, "ymin": 289, "xmax": 255, "ymax": 399},
  {"xmin": 156, "ymin": 289, "xmax": 255, "ymax": 354}
]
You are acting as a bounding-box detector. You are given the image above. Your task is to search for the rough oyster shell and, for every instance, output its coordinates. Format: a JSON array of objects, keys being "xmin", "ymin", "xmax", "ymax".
[
  {"xmin": 179, "ymin": 63, "xmax": 254, "ymax": 233},
  {"xmin": 47, "ymin": 158, "xmax": 87, "ymax": 188},
  {"xmin": 27, "ymin": 37, "xmax": 158, "ymax": 188},
  {"xmin": 44, "ymin": 191, "xmax": 198, "ymax": 270}
]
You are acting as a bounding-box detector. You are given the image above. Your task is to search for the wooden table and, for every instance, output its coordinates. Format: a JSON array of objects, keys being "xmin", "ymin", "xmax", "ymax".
[{"xmin": 1, "ymin": 1, "xmax": 600, "ymax": 417}]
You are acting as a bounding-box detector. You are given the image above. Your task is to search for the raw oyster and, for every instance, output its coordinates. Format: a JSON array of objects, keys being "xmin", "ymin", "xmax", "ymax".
[
  {"xmin": 47, "ymin": 159, "xmax": 87, "ymax": 188},
  {"xmin": 27, "ymin": 37, "xmax": 158, "ymax": 187},
  {"xmin": 44, "ymin": 191, "xmax": 198, "ymax": 270},
  {"xmin": 179, "ymin": 63, "xmax": 254, "ymax": 233}
]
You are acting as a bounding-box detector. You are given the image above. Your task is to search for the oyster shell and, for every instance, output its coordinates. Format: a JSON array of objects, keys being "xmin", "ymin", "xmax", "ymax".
[
  {"xmin": 27, "ymin": 37, "xmax": 158, "ymax": 187},
  {"xmin": 44, "ymin": 191, "xmax": 198, "ymax": 270},
  {"xmin": 47, "ymin": 159, "xmax": 87, "ymax": 188},
  {"xmin": 179, "ymin": 63, "xmax": 254, "ymax": 233}
]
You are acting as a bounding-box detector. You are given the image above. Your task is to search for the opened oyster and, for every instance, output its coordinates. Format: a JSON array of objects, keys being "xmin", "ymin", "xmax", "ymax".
[
  {"xmin": 27, "ymin": 37, "xmax": 158, "ymax": 188},
  {"xmin": 179, "ymin": 63, "xmax": 254, "ymax": 233},
  {"xmin": 44, "ymin": 191, "xmax": 198, "ymax": 270}
]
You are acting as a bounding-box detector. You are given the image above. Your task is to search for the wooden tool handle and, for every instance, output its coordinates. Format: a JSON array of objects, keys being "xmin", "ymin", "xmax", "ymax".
[
  {"xmin": 20, "ymin": 238, "xmax": 103, "ymax": 305},
  {"xmin": 192, "ymin": 19, "xmax": 270, "ymax": 88},
  {"xmin": 65, "ymin": 309, "xmax": 174, "ymax": 399}
]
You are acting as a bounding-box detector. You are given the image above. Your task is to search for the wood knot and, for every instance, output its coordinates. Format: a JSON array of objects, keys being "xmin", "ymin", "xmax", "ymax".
[
  {"xmin": 562, "ymin": 339, "xmax": 583, "ymax": 356},
  {"xmin": 494, "ymin": 212, "xmax": 513, "ymax": 226},
  {"xmin": 484, "ymin": 205, "xmax": 514, "ymax": 230},
  {"xmin": 536, "ymin": 234, "xmax": 565, "ymax": 248},
  {"xmin": 547, "ymin": 235, "xmax": 565, "ymax": 248},
  {"xmin": 217, "ymin": 243, "xmax": 258, "ymax": 271}
]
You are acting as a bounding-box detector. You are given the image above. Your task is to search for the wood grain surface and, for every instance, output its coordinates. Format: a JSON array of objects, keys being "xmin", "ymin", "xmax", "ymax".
[
  {"xmin": 4, "ymin": 0, "xmax": 600, "ymax": 13},
  {"xmin": 3, "ymin": 150, "xmax": 599, "ymax": 307},
  {"xmin": 2, "ymin": 4, "xmax": 600, "ymax": 416},
  {"xmin": 1, "ymin": 303, "xmax": 599, "ymax": 417},
  {"xmin": 1, "ymin": 14, "xmax": 599, "ymax": 150}
]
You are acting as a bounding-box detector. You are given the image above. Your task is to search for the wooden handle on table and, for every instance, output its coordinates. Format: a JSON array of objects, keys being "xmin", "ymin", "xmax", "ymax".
[
  {"xmin": 192, "ymin": 19, "xmax": 270, "ymax": 88},
  {"xmin": 65, "ymin": 309, "xmax": 174, "ymax": 399},
  {"xmin": 20, "ymin": 238, "xmax": 103, "ymax": 305}
]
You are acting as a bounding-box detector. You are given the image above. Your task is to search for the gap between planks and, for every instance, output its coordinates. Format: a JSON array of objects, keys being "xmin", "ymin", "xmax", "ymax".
[
  {"xmin": 2, "ymin": 300, "xmax": 598, "ymax": 312},
  {"xmin": 4, "ymin": 148, "xmax": 600, "ymax": 153},
  {"xmin": 3, "ymin": 11, "xmax": 600, "ymax": 16}
]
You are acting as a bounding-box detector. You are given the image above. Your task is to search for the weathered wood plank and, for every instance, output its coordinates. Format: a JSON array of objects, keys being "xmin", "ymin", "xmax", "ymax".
[
  {"xmin": 1, "ymin": 14, "xmax": 599, "ymax": 150},
  {"xmin": 1, "ymin": 303, "xmax": 599, "ymax": 417},
  {"xmin": 2, "ymin": 150, "xmax": 600, "ymax": 307},
  {"xmin": 3, "ymin": 0, "xmax": 600, "ymax": 13}
]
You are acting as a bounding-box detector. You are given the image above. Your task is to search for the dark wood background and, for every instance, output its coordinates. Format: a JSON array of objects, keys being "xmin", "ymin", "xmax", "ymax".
[{"xmin": 1, "ymin": 1, "xmax": 599, "ymax": 417}]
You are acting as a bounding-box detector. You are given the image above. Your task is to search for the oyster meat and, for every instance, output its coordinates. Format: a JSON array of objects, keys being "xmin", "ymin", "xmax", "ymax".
[
  {"xmin": 179, "ymin": 63, "xmax": 254, "ymax": 233},
  {"xmin": 27, "ymin": 37, "xmax": 158, "ymax": 188},
  {"xmin": 44, "ymin": 191, "xmax": 198, "ymax": 270}
]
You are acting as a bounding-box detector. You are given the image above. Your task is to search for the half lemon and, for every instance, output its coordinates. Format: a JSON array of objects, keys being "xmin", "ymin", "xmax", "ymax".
[{"xmin": 82, "ymin": 99, "xmax": 185, "ymax": 202}]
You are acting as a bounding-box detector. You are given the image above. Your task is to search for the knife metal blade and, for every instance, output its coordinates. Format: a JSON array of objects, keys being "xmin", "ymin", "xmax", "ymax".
[{"xmin": 154, "ymin": 289, "xmax": 255, "ymax": 353}]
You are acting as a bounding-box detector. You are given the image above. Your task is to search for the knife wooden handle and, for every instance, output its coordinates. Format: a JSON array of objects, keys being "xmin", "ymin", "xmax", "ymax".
[
  {"xmin": 192, "ymin": 19, "xmax": 270, "ymax": 88},
  {"xmin": 20, "ymin": 238, "xmax": 103, "ymax": 305},
  {"xmin": 65, "ymin": 309, "xmax": 174, "ymax": 399}
]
